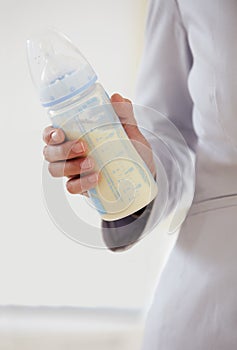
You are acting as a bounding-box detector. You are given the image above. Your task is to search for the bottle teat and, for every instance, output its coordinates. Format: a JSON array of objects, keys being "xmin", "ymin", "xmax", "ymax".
[{"xmin": 27, "ymin": 29, "xmax": 97, "ymax": 107}]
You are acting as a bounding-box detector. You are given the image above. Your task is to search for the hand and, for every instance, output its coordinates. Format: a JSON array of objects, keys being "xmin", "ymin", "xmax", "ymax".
[
  {"xmin": 43, "ymin": 127, "xmax": 98, "ymax": 196},
  {"xmin": 42, "ymin": 93, "xmax": 156, "ymax": 196}
]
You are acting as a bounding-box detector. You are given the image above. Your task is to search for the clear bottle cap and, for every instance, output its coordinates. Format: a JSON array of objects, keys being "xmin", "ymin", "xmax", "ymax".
[{"xmin": 27, "ymin": 29, "xmax": 97, "ymax": 107}]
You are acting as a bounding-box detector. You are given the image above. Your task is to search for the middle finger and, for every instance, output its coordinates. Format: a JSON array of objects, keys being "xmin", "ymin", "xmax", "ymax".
[{"xmin": 44, "ymin": 140, "xmax": 87, "ymax": 162}]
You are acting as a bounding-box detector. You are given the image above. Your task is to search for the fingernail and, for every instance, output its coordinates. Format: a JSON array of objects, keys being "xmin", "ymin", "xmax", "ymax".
[
  {"xmin": 72, "ymin": 141, "xmax": 85, "ymax": 153},
  {"xmin": 88, "ymin": 173, "xmax": 98, "ymax": 183},
  {"xmin": 51, "ymin": 131, "xmax": 61, "ymax": 142},
  {"xmin": 81, "ymin": 158, "xmax": 93, "ymax": 170}
]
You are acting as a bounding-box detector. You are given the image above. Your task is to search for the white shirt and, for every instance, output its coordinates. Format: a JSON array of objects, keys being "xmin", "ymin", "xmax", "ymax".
[{"xmin": 133, "ymin": 1, "xmax": 237, "ymax": 348}]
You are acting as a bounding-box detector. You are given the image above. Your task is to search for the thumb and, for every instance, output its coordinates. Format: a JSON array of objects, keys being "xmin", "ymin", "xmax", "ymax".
[
  {"xmin": 110, "ymin": 93, "xmax": 137, "ymax": 129},
  {"xmin": 111, "ymin": 94, "xmax": 156, "ymax": 177}
]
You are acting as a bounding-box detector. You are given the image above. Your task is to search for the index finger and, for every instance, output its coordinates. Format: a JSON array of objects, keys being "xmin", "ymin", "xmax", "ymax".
[{"xmin": 43, "ymin": 126, "xmax": 65, "ymax": 145}]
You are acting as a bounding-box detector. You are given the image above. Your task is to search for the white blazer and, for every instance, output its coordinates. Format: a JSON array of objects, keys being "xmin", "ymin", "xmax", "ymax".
[{"xmin": 133, "ymin": 0, "xmax": 237, "ymax": 349}]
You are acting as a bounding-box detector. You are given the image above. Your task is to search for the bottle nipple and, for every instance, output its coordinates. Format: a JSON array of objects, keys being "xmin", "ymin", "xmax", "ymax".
[{"xmin": 27, "ymin": 29, "xmax": 97, "ymax": 107}]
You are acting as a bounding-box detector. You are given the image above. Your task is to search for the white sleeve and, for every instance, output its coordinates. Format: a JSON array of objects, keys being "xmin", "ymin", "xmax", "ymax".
[
  {"xmin": 133, "ymin": 0, "xmax": 197, "ymax": 235},
  {"xmin": 135, "ymin": 0, "xmax": 196, "ymax": 151},
  {"xmin": 102, "ymin": 0, "xmax": 197, "ymax": 250}
]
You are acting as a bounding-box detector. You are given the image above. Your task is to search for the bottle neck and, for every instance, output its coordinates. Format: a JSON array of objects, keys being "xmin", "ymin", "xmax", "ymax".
[{"xmin": 46, "ymin": 82, "xmax": 97, "ymax": 114}]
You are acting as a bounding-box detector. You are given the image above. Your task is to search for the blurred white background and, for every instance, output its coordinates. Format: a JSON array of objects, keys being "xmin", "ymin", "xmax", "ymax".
[{"xmin": 0, "ymin": 0, "xmax": 176, "ymax": 322}]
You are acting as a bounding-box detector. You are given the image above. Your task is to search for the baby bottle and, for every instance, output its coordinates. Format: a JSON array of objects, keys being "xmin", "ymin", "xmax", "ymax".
[{"xmin": 27, "ymin": 29, "xmax": 158, "ymax": 221}]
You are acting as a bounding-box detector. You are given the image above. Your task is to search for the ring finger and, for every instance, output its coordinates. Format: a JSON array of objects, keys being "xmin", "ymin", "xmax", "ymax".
[{"xmin": 48, "ymin": 156, "xmax": 94, "ymax": 178}]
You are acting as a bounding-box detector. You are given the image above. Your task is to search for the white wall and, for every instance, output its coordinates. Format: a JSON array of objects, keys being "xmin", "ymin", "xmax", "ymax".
[{"xmin": 0, "ymin": 0, "xmax": 176, "ymax": 310}]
